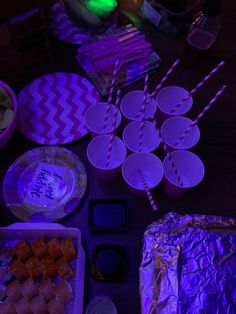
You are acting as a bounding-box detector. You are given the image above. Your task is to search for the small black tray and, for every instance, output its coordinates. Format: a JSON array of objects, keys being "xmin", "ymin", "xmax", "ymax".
[
  {"xmin": 91, "ymin": 244, "xmax": 127, "ymax": 282},
  {"xmin": 89, "ymin": 199, "xmax": 129, "ymax": 232}
]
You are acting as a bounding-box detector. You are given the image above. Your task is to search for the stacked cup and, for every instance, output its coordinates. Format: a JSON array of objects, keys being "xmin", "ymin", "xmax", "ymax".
[
  {"xmin": 121, "ymin": 74, "xmax": 163, "ymax": 210},
  {"xmin": 153, "ymin": 61, "xmax": 226, "ymax": 196},
  {"xmin": 86, "ymin": 89, "xmax": 127, "ymax": 180},
  {"xmin": 122, "ymin": 60, "xmax": 225, "ymax": 199},
  {"xmin": 155, "ymin": 61, "xmax": 225, "ymax": 152},
  {"xmin": 85, "ymin": 60, "xmax": 126, "ymax": 180},
  {"xmin": 85, "ymin": 60, "xmax": 122, "ymax": 138},
  {"xmin": 121, "ymin": 74, "xmax": 160, "ymax": 154},
  {"xmin": 85, "ymin": 58, "xmax": 226, "ymax": 210}
]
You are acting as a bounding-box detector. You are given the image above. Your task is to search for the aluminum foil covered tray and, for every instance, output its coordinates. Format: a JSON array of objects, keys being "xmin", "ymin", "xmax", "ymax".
[{"xmin": 140, "ymin": 212, "xmax": 236, "ymax": 314}]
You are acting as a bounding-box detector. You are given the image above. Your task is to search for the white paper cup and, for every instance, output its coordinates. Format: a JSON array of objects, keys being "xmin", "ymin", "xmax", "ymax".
[
  {"xmin": 161, "ymin": 116, "xmax": 200, "ymax": 151},
  {"xmin": 122, "ymin": 120, "xmax": 160, "ymax": 154},
  {"xmin": 120, "ymin": 90, "xmax": 157, "ymax": 123},
  {"xmin": 122, "ymin": 153, "xmax": 163, "ymax": 196},
  {"xmin": 156, "ymin": 86, "xmax": 193, "ymax": 124},
  {"xmin": 85, "ymin": 102, "xmax": 122, "ymax": 137},
  {"xmin": 163, "ymin": 150, "xmax": 205, "ymax": 197},
  {"xmin": 87, "ymin": 134, "xmax": 126, "ymax": 180}
]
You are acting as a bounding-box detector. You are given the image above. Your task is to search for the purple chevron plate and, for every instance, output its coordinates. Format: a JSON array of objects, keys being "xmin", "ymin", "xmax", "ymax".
[
  {"xmin": 17, "ymin": 73, "xmax": 100, "ymax": 145},
  {"xmin": 3, "ymin": 146, "xmax": 87, "ymax": 222},
  {"xmin": 48, "ymin": 2, "xmax": 90, "ymax": 45}
]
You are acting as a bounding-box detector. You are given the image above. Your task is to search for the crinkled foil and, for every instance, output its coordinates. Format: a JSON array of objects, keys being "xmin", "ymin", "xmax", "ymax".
[{"xmin": 139, "ymin": 212, "xmax": 236, "ymax": 314}]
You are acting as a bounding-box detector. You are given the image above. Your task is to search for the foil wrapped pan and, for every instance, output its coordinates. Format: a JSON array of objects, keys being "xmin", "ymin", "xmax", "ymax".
[{"xmin": 140, "ymin": 212, "xmax": 236, "ymax": 314}]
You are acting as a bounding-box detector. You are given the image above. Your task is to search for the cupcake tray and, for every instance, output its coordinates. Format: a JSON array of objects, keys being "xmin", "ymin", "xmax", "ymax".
[{"xmin": 0, "ymin": 223, "xmax": 85, "ymax": 314}]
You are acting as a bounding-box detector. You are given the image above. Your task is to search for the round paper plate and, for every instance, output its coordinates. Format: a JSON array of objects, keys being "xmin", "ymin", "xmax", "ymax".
[
  {"xmin": 85, "ymin": 296, "xmax": 117, "ymax": 314},
  {"xmin": 17, "ymin": 72, "xmax": 100, "ymax": 145},
  {"xmin": 48, "ymin": 2, "xmax": 90, "ymax": 45},
  {"xmin": 3, "ymin": 146, "xmax": 87, "ymax": 222}
]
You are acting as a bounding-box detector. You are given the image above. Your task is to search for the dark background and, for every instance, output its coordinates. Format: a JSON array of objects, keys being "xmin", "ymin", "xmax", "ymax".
[{"xmin": 0, "ymin": 1, "xmax": 236, "ymax": 313}]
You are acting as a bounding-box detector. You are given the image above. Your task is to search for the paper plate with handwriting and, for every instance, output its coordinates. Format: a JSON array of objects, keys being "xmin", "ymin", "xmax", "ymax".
[{"xmin": 3, "ymin": 146, "xmax": 87, "ymax": 222}]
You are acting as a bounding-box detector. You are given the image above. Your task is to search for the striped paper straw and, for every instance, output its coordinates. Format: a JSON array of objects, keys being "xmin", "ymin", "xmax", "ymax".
[
  {"xmin": 150, "ymin": 59, "xmax": 180, "ymax": 98},
  {"xmin": 138, "ymin": 169, "xmax": 158, "ymax": 211},
  {"xmin": 153, "ymin": 118, "xmax": 184, "ymax": 186},
  {"xmin": 105, "ymin": 90, "xmax": 122, "ymax": 168},
  {"xmin": 169, "ymin": 60, "xmax": 224, "ymax": 114},
  {"xmin": 138, "ymin": 74, "xmax": 149, "ymax": 152},
  {"xmin": 103, "ymin": 59, "xmax": 120, "ymax": 132},
  {"xmin": 173, "ymin": 85, "xmax": 227, "ymax": 147}
]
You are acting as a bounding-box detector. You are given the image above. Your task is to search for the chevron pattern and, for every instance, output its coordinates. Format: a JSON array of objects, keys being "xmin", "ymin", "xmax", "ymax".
[
  {"xmin": 48, "ymin": 2, "xmax": 90, "ymax": 45},
  {"xmin": 18, "ymin": 73, "xmax": 100, "ymax": 145}
]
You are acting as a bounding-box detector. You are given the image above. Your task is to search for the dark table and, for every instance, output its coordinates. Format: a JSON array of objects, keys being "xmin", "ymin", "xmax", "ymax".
[{"xmin": 0, "ymin": 1, "xmax": 236, "ymax": 313}]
